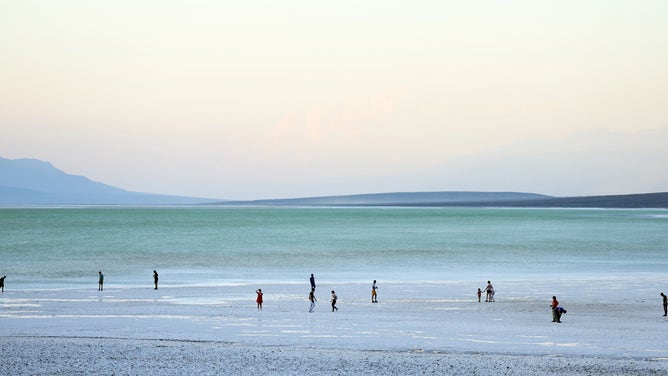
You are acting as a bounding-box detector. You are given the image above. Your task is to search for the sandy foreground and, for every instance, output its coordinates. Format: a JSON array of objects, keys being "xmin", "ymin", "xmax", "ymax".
[{"xmin": 2, "ymin": 278, "xmax": 667, "ymax": 375}]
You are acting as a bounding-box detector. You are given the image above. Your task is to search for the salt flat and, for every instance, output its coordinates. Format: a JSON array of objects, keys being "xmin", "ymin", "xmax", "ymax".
[{"xmin": 1, "ymin": 278, "xmax": 667, "ymax": 375}]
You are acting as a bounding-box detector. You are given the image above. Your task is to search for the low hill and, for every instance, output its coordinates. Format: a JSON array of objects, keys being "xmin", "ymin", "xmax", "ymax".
[
  {"xmin": 216, "ymin": 191, "xmax": 668, "ymax": 209},
  {"xmin": 0, "ymin": 157, "xmax": 219, "ymax": 205},
  {"xmin": 216, "ymin": 191, "xmax": 552, "ymax": 206},
  {"xmin": 445, "ymin": 192, "xmax": 668, "ymax": 209}
]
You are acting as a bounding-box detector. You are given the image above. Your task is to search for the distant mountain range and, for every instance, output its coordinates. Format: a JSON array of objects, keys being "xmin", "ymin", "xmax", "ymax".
[
  {"xmin": 1, "ymin": 156, "xmax": 667, "ymax": 208},
  {"xmin": 0, "ymin": 157, "xmax": 220, "ymax": 205}
]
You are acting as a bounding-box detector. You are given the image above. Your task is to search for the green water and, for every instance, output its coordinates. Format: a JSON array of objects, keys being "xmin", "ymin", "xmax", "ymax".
[{"xmin": 1, "ymin": 207, "xmax": 666, "ymax": 288}]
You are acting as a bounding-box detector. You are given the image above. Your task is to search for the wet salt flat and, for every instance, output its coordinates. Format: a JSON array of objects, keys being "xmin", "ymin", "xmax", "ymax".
[{"xmin": 2, "ymin": 278, "xmax": 667, "ymax": 358}]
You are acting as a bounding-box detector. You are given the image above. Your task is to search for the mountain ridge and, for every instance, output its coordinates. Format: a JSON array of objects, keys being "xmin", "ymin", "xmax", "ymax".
[
  {"xmin": 2, "ymin": 156, "xmax": 667, "ymax": 208},
  {"xmin": 0, "ymin": 156, "xmax": 220, "ymax": 205}
]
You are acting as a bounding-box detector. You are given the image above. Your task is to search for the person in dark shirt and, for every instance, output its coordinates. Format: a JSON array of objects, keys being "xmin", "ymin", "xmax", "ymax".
[
  {"xmin": 554, "ymin": 306, "xmax": 567, "ymax": 323},
  {"xmin": 309, "ymin": 288, "xmax": 317, "ymax": 313},
  {"xmin": 98, "ymin": 271, "xmax": 104, "ymax": 291},
  {"xmin": 330, "ymin": 290, "xmax": 338, "ymax": 312},
  {"xmin": 484, "ymin": 281, "xmax": 494, "ymax": 302}
]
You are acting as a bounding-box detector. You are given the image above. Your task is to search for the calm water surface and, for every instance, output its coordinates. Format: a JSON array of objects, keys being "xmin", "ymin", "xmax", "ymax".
[{"xmin": 1, "ymin": 207, "xmax": 666, "ymax": 288}]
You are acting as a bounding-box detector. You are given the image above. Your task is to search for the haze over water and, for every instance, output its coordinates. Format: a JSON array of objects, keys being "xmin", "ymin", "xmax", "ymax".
[{"xmin": 2, "ymin": 2, "xmax": 667, "ymax": 199}]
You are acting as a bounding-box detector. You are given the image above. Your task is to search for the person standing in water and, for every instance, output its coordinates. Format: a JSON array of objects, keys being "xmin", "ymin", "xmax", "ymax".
[
  {"xmin": 477, "ymin": 288, "xmax": 482, "ymax": 302},
  {"xmin": 309, "ymin": 288, "xmax": 317, "ymax": 313},
  {"xmin": 310, "ymin": 274, "xmax": 316, "ymax": 290},
  {"xmin": 371, "ymin": 280, "xmax": 378, "ymax": 303},
  {"xmin": 256, "ymin": 289, "xmax": 263, "ymax": 311},
  {"xmin": 98, "ymin": 271, "xmax": 104, "ymax": 291},
  {"xmin": 0, "ymin": 275, "xmax": 6, "ymax": 293},
  {"xmin": 661, "ymin": 292, "xmax": 667, "ymax": 316},
  {"xmin": 330, "ymin": 290, "xmax": 338, "ymax": 312},
  {"xmin": 153, "ymin": 270, "xmax": 159, "ymax": 290}
]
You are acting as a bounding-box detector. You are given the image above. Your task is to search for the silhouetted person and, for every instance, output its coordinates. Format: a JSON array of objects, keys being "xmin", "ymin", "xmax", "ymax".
[
  {"xmin": 371, "ymin": 280, "xmax": 378, "ymax": 303},
  {"xmin": 484, "ymin": 281, "xmax": 494, "ymax": 302},
  {"xmin": 0, "ymin": 275, "xmax": 6, "ymax": 293},
  {"xmin": 310, "ymin": 274, "xmax": 316, "ymax": 290},
  {"xmin": 477, "ymin": 288, "xmax": 482, "ymax": 302},
  {"xmin": 98, "ymin": 271, "xmax": 104, "ymax": 291},
  {"xmin": 153, "ymin": 270, "xmax": 159, "ymax": 290},
  {"xmin": 661, "ymin": 292, "xmax": 667, "ymax": 316},
  {"xmin": 309, "ymin": 288, "xmax": 317, "ymax": 312},
  {"xmin": 256, "ymin": 289, "xmax": 263, "ymax": 311},
  {"xmin": 331, "ymin": 290, "xmax": 338, "ymax": 312}
]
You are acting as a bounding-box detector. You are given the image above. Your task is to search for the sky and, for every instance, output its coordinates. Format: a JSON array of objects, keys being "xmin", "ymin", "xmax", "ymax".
[{"xmin": 1, "ymin": 1, "xmax": 667, "ymax": 200}]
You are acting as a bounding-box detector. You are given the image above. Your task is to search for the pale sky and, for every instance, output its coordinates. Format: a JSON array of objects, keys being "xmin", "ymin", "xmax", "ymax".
[{"xmin": 1, "ymin": 1, "xmax": 667, "ymax": 199}]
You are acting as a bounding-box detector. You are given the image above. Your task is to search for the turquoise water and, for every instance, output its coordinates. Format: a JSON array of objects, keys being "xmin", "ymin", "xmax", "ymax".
[{"xmin": 1, "ymin": 207, "xmax": 666, "ymax": 288}]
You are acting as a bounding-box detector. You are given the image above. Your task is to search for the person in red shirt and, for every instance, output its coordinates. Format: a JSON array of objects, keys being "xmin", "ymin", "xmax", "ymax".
[
  {"xmin": 256, "ymin": 289, "xmax": 263, "ymax": 311},
  {"xmin": 550, "ymin": 296, "xmax": 559, "ymax": 322}
]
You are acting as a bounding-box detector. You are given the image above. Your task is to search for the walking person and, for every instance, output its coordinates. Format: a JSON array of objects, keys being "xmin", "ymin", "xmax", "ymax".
[
  {"xmin": 309, "ymin": 288, "xmax": 317, "ymax": 312},
  {"xmin": 661, "ymin": 292, "xmax": 667, "ymax": 316},
  {"xmin": 550, "ymin": 296, "xmax": 559, "ymax": 322},
  {"xmin": 0, "ymin": 275, "xmax": 6, "ymax": 293},
  {"xmin": 256, "ymin": 289, "xmax": 263, "ymax": 311},
  {"xmin": 98, "ymin": 271, "xmax": 104, "ymax": 291},
  {"xmin": 153, "ymin": 270, "xmax": 159, "ymax": 290},
  {"xmin": 310, "ymin": 274, "xmax": 316, "ymax": 290},
  {"xmin": 331, "ymin": 290, "xmax": 338, "ymax": 312},
  {"xmin": 484, "ymin": 281, "xmax": 494, "ymax": 302},
  {"xmin": 371, "ymin": 280, "xmax": 378, "ymax": 303}
]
